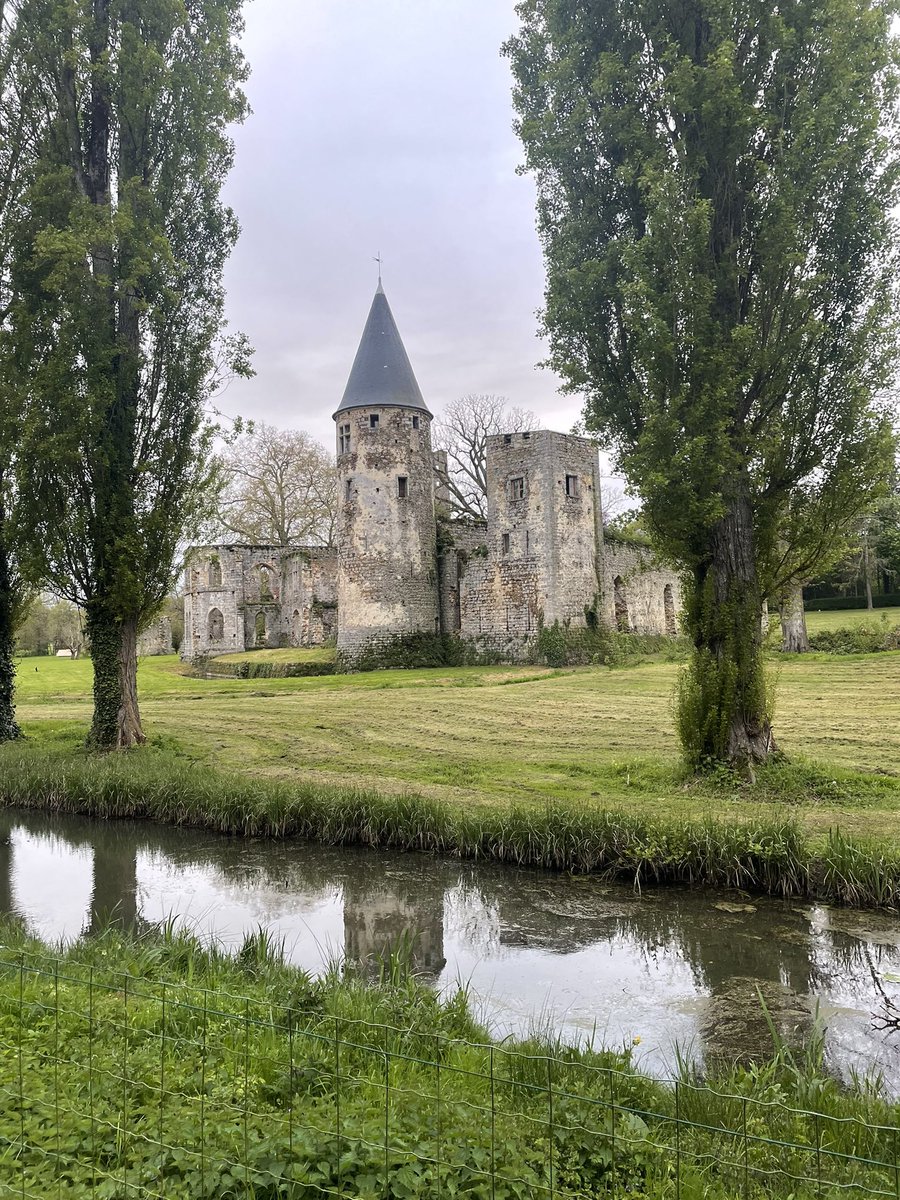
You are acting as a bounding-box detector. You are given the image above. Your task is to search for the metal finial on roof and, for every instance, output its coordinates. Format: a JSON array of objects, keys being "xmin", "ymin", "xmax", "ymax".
[{"xmin": 374, "ymin": 251, "xmax": 384, "ymax": 293}]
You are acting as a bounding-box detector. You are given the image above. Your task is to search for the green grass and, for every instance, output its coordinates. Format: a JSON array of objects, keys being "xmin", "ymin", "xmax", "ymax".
[
  {"xmin": 1, "ymin": 921, "xmax": 897, "ymax": 1199},
  {"xmin": 213, "ymin": 645, "xmax": 336, "ymax": 664},
  {"xmin": 803, "ymin": 605, "xmax": 900, "ymax": 632},
  {"xmin": 11, "ymin": 651, "xmax": 900, "ymax": 842},
  {"xmin": 7, "ymin": 647, "xmax": 900, "ymax": 904}
]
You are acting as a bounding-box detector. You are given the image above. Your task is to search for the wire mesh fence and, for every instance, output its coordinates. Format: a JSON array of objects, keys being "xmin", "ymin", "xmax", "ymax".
[{"xmin": 1, "ymin": 944, "xmax": 898, "ymax": 1198}]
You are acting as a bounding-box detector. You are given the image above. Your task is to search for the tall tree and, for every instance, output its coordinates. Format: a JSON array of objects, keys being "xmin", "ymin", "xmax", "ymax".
[
  {"xmin": 506, "ymin": 0, "xmax": 900, "ymax": 768},
  {"xmin": 214, "ymin": 423, "xmax": 337, "ymax": 547},
  {"xmin": 8, "ymin": 0, "xmax": 250, "ymax": 748},
  {"xmin": 433, "ymin": 394, "xmax": 536, "ymax": 519},
  {"xmin": 0, "ymin": 0, "xmax": 41, "ymax": 740}
]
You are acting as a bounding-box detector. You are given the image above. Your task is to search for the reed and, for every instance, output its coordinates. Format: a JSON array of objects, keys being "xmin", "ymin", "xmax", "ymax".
[{"xmin": 0, "ymin": 744, "xmax": 897, "ymax": 908}]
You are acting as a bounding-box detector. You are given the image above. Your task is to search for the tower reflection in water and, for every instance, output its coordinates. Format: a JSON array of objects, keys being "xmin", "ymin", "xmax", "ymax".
[{"xmin": 0, "ymin": 807, "xmax": 898, "ymax": 1088}]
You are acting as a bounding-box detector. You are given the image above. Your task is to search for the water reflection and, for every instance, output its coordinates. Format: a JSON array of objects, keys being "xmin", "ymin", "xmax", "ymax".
[{"xmin": 0, "ymin": 807, "xmax": 898, "ymax": 1090}]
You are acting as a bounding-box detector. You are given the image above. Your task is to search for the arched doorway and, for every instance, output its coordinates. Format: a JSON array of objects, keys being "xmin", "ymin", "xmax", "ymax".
[
  {"xmin": 255, "ymin": 611, "xmax": 267, "ymax": 646},
  {"xmin": 291, "ymin": 609, "xmax": 302, "ymax": 646},
  {"xmin": 613, "ymin": 577, "xmax": 629, "ymax": 632},
  {"xmin": 208, "ymin": 608, "xmax": 224, "ymax": 642},
  {"xmin": 664, "ymin": 585, "xmax": 677, "ymax": 637}
]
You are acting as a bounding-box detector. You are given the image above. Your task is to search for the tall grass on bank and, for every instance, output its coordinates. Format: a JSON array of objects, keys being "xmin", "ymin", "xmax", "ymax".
[
  {"xmin": 0, "ymin": 922, "xmax": 898, "ymax": 1200},
  {"xmin": 1, "ymin": 745, "xmax": 898, "ymax": 908}
]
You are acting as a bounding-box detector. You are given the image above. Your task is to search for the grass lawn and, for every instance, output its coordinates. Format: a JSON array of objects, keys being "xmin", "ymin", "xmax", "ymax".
[
  {"xmin": 10, "ymin": 647, "xmax": 900, "ymax": 846},
  {"xmin": 803, "ymin": 606, "xmax": 900, "ymax": 632},
  {"xmin": 212, "ymin": 645, "xmax": 336, "ymax": 664}
]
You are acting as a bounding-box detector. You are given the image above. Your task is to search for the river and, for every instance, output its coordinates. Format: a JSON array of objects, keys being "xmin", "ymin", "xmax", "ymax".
[{"xmin": 1, "ymin": 806, "xmax": 898, "ymax": 1091}]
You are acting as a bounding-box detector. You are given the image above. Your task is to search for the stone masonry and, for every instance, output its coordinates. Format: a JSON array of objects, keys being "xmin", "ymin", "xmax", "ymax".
[{"xmin": 182, "ymin": 283, "xmax": 682, "ymax": 660}]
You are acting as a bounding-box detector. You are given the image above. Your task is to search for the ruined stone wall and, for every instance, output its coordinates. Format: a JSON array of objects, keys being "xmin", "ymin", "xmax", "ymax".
[
  {"xmin": 457, "ymin": 431, "xmax": 602, "ymax": 647},
  {"xmin": 601, "ymin": 540, "xmax": 683, "ymax": 636},
  {"xmin": 335, "ymin": 405, "xmax": 439, "ymax": 655},
  {"xmin": 181, "ymin": 546, "xmax": 249, "ymax": 658},
  {"xmin": 437, "ymin": 519, "xmax": 487, "ymax": 634},
  {"xmin": 137, "ymin": 617, "xmax": 173, "ymax": 657},
  {"xmin": 181, "ymin": 544, "xmax": 338, "ymax": 657},
  {"xmin": 279, "ymin": 548, "xmax": 338, "ymax": 646}
]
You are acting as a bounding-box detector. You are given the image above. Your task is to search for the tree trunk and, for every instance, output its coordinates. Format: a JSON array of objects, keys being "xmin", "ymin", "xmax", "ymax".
[
  {"xmin": 778, "ymin": 584, "xmax": 809, "ymax": 653},
  {"xmin": 679, "ymin": 484, "xmax": 776, "ymax": 769},
  {"xmin": 86, "ymin": 608, "xmax": 145, "ymax": 749},
  {"xmin": 0, "ymin": 538, "xmax": 21, "ymax": 743},
  {"xmin": 864, "ymin": 540, "xmax": 875, "ymax": 610}
]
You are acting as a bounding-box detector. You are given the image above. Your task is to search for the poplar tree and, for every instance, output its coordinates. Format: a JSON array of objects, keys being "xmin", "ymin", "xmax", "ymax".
[
  {"xmin": 8, "ymin": 0, "xmax": 250, "ymax": 748},
  {"xmin": 505, "ymin": 0, "xmax": 900, "ymax": 767},
  {"xmin": 0, "ymin": 0, "xmax": 41, "ymax": 741}
]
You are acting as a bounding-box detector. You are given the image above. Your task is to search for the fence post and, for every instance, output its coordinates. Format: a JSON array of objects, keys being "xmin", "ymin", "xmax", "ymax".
[
  {"xmin": 383, "ymin": 1038, "xmax": 390, "ymax": 1197},
  {"xmin": 742, "ymin": 1096, "xmax": 749, "ymax": 1200},
  {"xmin": 435, "ymin": 1035, "xmax": 443, "ymax": 1200},
  {"xmin": 200, "ymin": 990, "xmax": 208, "ymax": 1200},
  {"xmin": 54, "ymin": 962, "xmax": 61, "ymax": 1198},
  {"xmin": 547, "ymin": 1055, "xmax": 555, "ymax": 1200},
  {"xmin": 159, "ymin": 981, "xmax": 166, "ymax": 1178},
  {"xmin": 18, "ymin": 954, "xmax": 24, "ymax": 1200},
  {"xmin": 490, "ymin": 1046, "xmax": 497, "ymax": 1200},
  {"xmin": 122, "ymin": 973, "xmax": 130, "ymax": 1197},
  {"xmin": 334, "ymin": 1017, "xmax": 342, "ymax": 1193},
  {"xmin": 89, "ymin": 965, "xmax": 96, "ymax": 1200},
  {"xmin": 609, "ymin": 1068, "xmax": 617, "ymax": 1200},
  {"xmin": 288, "ymin": 1009, "xmax": 295, "ymax": 1193},
  {"xmin": 674, "ymin": 1080, "xmax": 681, "ymax": 1200}
]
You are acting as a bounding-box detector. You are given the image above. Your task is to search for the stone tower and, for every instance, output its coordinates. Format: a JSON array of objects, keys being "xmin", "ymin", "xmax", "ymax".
[{"xmin": 333, "ymin": 282, "xmax": 439, "ymax": 657}]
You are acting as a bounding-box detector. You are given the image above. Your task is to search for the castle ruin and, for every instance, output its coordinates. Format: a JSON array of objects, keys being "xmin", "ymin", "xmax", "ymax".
[{"xmin": 182, "ymin": 284, "xmax": 681, "ymax": 661}]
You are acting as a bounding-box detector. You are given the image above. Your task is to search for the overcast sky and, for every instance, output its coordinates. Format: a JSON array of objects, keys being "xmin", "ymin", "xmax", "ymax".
[{"xmin": 219, "ymin": 0, "xmax": 588, "ymax": 453}]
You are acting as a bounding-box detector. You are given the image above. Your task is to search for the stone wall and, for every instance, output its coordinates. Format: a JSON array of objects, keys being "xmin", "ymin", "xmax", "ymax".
[
  {"xmin": 137, "ymin": 617, "xmax": 173, "ymax": 657},
  {"xmin": 437, "ymin": 518, "xmax": 487, "ymax": 634},
  {"xmin": 457, "ymin": 431, "xmax": 603, "ymax": 647},
  {"xmin": 601, "ymin": 540, "xmax": 683, "ymax": 636},
  {"xmin": 335, "ymin": 405, "xmax": 439, "ymax": 656},
  {"xmin": 181, "ymin": 544, "xmax": 338, "ymax": 658}
]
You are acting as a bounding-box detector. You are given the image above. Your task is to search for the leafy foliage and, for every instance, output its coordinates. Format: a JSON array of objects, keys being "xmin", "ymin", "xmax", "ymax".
[
  {"xmin": 1, "ymin": 925, "xmax": 899, "ymax": 1199},
  {"xmin": 505, "ymin": 0, "xmax": 900, "ymax": 765},
  {"xmin": 5, "ymin": 0, "xmax": 251, "ymax": 747}
]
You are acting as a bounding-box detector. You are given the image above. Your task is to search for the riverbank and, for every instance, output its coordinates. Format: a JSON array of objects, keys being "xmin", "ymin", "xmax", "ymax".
[
  {"xmin": 5, "ymin": 651, "xmax": 900, "ymax": 906},
  {"xmin": 1, "ymin": 740, "xmax": 899, "ymax": 907},
  {"xmin": 0, "ymin": 921, "xmax": 896, "ymax": 1199}
]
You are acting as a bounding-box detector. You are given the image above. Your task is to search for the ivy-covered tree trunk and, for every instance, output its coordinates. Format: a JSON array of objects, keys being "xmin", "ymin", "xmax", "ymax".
[
  {"xmin": 779, "ymin": 585, "xmax": 810, "ymax": 654},
  {"xmin": 86, "ymin": 608, "xmax": 144, "ymax": 749},
  {"xmin": 0, "ymin": 535, "xmax": 21, "ymax": 743},
  {"xmin": 680, "ymin": 487, "xmax": 775, "ymax": 768}
]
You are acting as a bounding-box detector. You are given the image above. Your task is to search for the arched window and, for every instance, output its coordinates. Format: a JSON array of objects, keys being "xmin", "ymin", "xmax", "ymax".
[
  {"xmin": 208, "ymin": 558, "xmax": 222, "ymax": 587},
  {"xmin": 258, "ymin": 566, "xmax": 274, "ymax": 601},
  {"xmin": 255, "ymin": 611, "xmax": 267, "ymax": 646},
  {"xmin": 664, "ymin": 584, "xmax": 677, "ymax": 637},
  {"xmin": 208, "ymin": 608, "xmax": 225, "ymax": 641},
  {"xmin": 613, "ymin": 577, "xmax": 629, "ymax": 633},
  {"xmin": 291, "ymin": 609, "xmax": 302, "ymax": 646}
]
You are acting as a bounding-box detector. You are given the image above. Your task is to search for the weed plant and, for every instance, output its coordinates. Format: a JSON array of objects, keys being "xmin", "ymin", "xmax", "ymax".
[{"xmin": 0, "ymin": 922, "xmax": 897, "ymax": 1199}]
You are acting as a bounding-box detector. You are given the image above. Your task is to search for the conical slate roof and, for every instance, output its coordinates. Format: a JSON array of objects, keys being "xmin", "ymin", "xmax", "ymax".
[{"xmin": 334, "ymin": 284, "xmax": 431, "ymax": 417}]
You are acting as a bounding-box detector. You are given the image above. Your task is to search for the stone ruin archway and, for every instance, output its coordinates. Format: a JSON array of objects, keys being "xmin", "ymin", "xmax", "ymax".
[
  {"xmin": 664, "ymin": 584, "xmax": 677, "ymax": 636},
  {"xmin": 613, "ymin": 577, "xmax": 630, "ymax": 632},
  {"xmin": 208, "ymin": 608, "xmax": 224, "ymax": 642}
]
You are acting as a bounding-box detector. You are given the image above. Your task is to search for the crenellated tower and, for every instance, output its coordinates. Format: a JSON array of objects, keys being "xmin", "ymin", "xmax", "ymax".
[{"xmin": 333, "ymin": 282, "xmax": 439, "ymax": 657}]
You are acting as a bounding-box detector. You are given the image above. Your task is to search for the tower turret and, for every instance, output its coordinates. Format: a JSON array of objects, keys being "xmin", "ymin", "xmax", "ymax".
[{"xmin": 334, "ymin": 283, "xmax": 439, "ymax": 658}]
